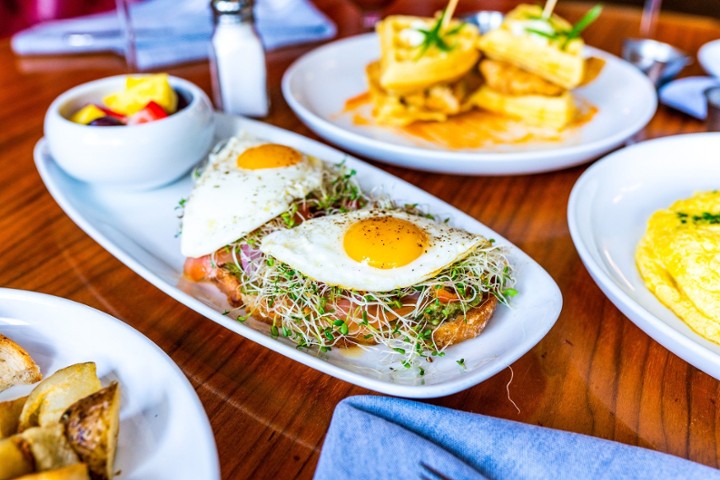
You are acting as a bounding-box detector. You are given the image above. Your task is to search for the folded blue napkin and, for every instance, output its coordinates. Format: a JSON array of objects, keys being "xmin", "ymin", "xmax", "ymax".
[
  {"xmin": 315, "ymin": 395, "xmax": 720, "ymax": 479},
  {"xmin": 659, "ymin": 76, "xmax": 720, "ymax": 120},
  {"xmin": 11, "ymin": 0, "xmax": 336, "ymax": 70}
]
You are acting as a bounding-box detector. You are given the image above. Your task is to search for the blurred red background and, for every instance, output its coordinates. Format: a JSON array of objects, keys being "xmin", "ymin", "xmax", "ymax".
[
  {"xmin": 1, "ymin": 0, "xmax": 716, "ymax": 39},
  {"xmin": 0, "ymin": 0, "xmax": 116, "ymax": 37}
]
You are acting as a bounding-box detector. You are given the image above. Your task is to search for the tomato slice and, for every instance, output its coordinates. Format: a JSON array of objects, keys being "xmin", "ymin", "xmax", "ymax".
[
  {"xmin": 126, "ymin": 101, "xmax": 169, "ymax": 125},
  {"xmin": 183, "ymin": 256, "xmax": 213, "ymax": 281},
  {"xmin": 97, "ymin": 105, "xmax": 127, "ymax": 122}
]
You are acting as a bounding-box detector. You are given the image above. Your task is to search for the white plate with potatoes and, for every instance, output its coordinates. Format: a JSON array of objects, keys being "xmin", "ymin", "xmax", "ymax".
[
  {"xmin": 282, "ymin": 33, "xmax": 657, "ymax": 175},
  {"xmin": 568, "ymin": 133, "xmax": 720, "ymax": 379},
  {"xmin": 0, "ymin": 288, "xmax": 219, "ymax": 479}
]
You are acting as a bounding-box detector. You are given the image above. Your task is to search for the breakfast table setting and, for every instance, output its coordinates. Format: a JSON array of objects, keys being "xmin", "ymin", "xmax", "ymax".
[{"xmin": 1, "ymin": 0, "xmax": 720, "ymax": 478}]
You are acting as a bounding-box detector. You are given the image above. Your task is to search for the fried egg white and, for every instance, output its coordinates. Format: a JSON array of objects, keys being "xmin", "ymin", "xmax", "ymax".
[
  {"xmin": 259, "ymin": 209, "xmax": 485, "ymax": 292},
  {"xmin": 181, "ymin": 133, "xmax": 324, "ymax": 258}
]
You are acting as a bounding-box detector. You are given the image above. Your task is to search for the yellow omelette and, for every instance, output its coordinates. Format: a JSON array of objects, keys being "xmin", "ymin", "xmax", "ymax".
[{"xmin": 636, "ymin": 191, "xmax": 720, "ymax": 342}]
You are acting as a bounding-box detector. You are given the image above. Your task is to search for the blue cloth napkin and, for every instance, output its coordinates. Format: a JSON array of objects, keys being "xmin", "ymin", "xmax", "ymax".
[
  {"xmin": 11, "ymin": 0, "xmax": 336, "ymax": 70},
  {"xmin": 314, "ymin": 395, "xmax": 720, "ymax": 480},
  {"xmin": 659, "ymin": 76, "xmax": 720, "ymax": 120}
]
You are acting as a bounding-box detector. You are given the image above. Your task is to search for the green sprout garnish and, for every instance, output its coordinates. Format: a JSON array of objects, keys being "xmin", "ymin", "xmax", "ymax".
[
  {"xmin": 526, "ymin": 4, "xmax": 603, "ymax": 49},
  {"xmin": 415, "ymin": 7, "xmax": 466, "ymax": 58},
  {"xmin": 198, "ymin": 159, "xmax": 518, "ymax": 368}
]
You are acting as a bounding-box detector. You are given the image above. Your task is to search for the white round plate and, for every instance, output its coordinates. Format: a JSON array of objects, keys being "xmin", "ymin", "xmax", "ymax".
[
  {"xmin": 0, "ymin": 288, "xmax": 220, "ymax": 479},
  {"xmin": 699, "ymin": 39, "xmax": 720, "ymax": 78},
  {"xmin": 282, "ymin": 33, "xmax": 657, "ymax": 175},
  {"xmin": 567, "ymin": 133, "xmax": 720, "ymax": 379}
]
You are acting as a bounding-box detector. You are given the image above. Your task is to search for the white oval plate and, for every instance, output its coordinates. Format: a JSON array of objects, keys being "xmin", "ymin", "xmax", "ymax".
[
  {"xmin": 0, "ymin": 288, "xmax": 220, "ymax": 479},
  {"xmin": 568, "ymin": 133, "xmax": 720, "ymax": 379},
  {"xmin": 35, "ymin": 112, "xmax": 561, "ymax": 399},
  {"xmin": 699, "ymin": 39, "xmax": 720, "ymax": 78},
  {"xmin": 281, "ymin": 33, "xmax": 657, "ymax": 175}
]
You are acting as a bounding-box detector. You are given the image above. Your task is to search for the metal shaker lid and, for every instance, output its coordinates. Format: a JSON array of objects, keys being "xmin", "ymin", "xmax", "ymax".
[{"xmin": 211, "ymin": 0, "xmax": 254, "ymax": 22}]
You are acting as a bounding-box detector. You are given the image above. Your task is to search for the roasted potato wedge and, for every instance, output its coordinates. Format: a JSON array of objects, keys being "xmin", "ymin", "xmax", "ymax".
[
  {"xmin": 0, "ymin": 435, "xmax": 34, "ymax": 480},
  {"xmin": 19, "ymin": 363, "xmax": 101, "ymax": 432},
  {"xmin": 0, "ymin": 424, "xmax": 80, "ymax": 480},
  {"xmin": 22, "ymin": 424, "xmax": 79, "ymax": 471},
  {"xmin": 60, "ymin": 382, "xmax": 120, "ymax": 480},
  {"xmin": 0, "ymin": 396, "xmax": 27, "ymax": 439},
  {"xmin": 15, "ymin": 463, "xmax": 90, "ymax": 480}
]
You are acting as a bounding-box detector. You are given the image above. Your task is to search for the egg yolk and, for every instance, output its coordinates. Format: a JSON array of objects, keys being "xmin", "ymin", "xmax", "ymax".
[
  {"xmin": 343, "ymin": 216, "xmax": 428, "ymax": 269},
  {"xmin": 236, "ymin": 144, "xmax": 302, "ymax": 170}
]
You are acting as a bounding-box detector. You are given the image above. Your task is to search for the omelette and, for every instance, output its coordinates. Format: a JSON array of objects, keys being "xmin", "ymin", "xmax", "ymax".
[{"xmin": 636, "ymin": 191, "xmax": 720, "ymax": 342}]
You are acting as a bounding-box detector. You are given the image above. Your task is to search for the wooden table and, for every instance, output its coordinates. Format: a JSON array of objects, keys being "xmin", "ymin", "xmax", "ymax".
[{"xmin": 1, "ymin": 1, "xmax": 719, "ymax": 477}]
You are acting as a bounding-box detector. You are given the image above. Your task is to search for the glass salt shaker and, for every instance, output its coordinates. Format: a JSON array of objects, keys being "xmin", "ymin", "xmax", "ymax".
[{"xmin": 209, "ymin": 0, "xmax": 269, "ymax": 117}]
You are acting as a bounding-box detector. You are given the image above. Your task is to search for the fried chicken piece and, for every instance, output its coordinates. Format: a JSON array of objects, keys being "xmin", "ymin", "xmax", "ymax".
[{"xmin": 480, "ymin": 59, "xmax": 565, "ymax": 97}]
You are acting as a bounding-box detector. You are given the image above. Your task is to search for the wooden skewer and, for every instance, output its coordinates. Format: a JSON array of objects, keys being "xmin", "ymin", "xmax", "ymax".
[
  {"xmin": 542, "ymin": 0, "xmax": 558, "ymax": 18},
  {"xmin": 442, "ymin": 0, "xmax": 460, "ymax": 29}
]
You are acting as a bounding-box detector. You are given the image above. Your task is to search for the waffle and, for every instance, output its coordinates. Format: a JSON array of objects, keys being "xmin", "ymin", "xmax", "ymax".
[
  {"xmin": 377, "ymin": 15, "xmax": 480, "ymax": 94},
  {"xmin": 469, "ymin": 85, "xmax": 576, "ymax": 129},
  {"xmin": 477, "ymin": 5, "xmax": 586, "ymax": 90}
]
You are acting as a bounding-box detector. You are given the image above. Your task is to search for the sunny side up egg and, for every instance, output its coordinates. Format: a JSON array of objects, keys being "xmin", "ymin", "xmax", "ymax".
[
  {"xmin": 260, "ymin": 209, "xmax": 485, "ymax": 292},
  {"xmin": 181, "ymin": 134, "xmax": 324, "ymax": 258}
]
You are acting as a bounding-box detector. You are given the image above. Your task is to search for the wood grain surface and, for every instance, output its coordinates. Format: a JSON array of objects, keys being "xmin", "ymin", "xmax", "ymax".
[{"xmin": 1, "ymin": 1, "xmax": 719, "ymax": 478}]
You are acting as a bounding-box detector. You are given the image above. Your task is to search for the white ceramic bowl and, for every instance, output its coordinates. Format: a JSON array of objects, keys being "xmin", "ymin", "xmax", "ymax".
[{"xmin": 44, "ymin": 75, "xmax": 215, "ymax": 190}]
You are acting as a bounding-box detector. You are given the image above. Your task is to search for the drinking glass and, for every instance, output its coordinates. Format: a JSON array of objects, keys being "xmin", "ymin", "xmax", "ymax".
[
  {"xmin": 347, "ymin": 0, "xmax": 395, "ymax": 31},
  {"xmin": 640, "ymin": 0, "xmax": 662, "ymax": 38},
  {"xmin": 115, "ymin": 0, "xmax": 138, "ymax": 71}
]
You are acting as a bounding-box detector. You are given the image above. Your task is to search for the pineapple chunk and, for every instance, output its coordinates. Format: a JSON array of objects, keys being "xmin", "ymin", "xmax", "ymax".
[
  {"xmin": 69, "ymin": 104, "xmax": 106, "ymax": 125},
  {"xmin": 103, "ymin": 74, "xmax": 178, "ymax": 116}
]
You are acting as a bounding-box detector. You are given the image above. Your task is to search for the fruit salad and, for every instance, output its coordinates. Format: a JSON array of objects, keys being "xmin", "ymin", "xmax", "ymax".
[{"xmin": 70, "ymin": 74, "xmax": 186, "ymax": 126}]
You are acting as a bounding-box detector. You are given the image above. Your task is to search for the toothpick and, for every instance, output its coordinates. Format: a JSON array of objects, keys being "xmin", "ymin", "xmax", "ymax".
[
  {"xmin": 542, "ymin": 0, "xmax": 558, "ymax": 18},
  {"xmin": 442, "ymin": 0, "xmax": 460, "ymax": 29}
]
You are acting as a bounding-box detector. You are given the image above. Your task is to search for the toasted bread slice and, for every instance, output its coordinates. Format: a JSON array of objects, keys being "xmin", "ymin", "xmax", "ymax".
[
  {"xmin": 433, "ymin": 295, "xmax": 498, "ymax": 349},
  {"xmin": 0, "ymin": 335, "xmax": 42, "ymax": 393},
  {"xmin": 477, "ymin": 4, "xmax": 586, "ymax": 90},
  {"xmin": 377, "ymin": 15, "xmax": 480, "ymax": 93}
]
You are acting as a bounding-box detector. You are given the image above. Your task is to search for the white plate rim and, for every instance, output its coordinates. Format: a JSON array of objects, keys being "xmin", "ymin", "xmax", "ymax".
[
  {"xmin": 281, "ymin": 33, "xmax": 658, "ymax": 175},
  {"xmin": 34, "ymin": 113, "xmax": 562, "ymax": 398},
  {"xmin": 0, "ymin": 287, "xmax": 220, "ymax": 479},
  {"xmin": 567, "ymin": 132, "xmax": 720, "ymax": 379}
]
